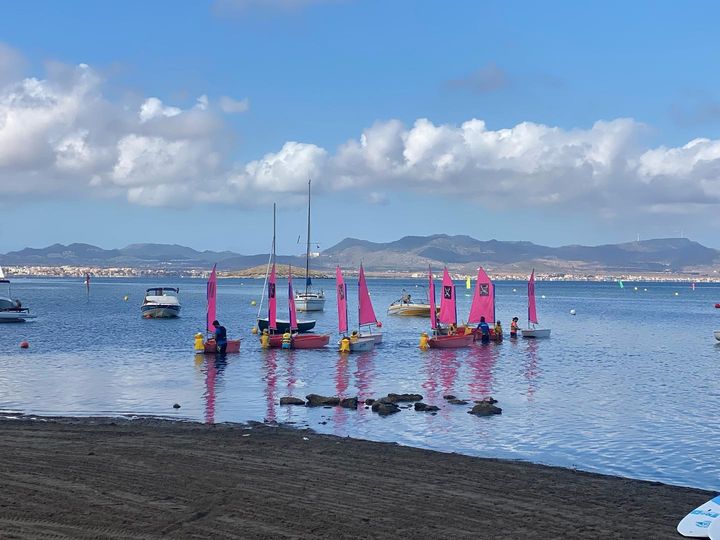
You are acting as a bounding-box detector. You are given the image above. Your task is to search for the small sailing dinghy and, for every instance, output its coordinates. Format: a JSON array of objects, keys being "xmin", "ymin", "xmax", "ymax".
[
  {"xmin": 267, "ymin": 266, "xmax": 330, "ymax": 349},
  {"xmin": 520, "ymin": 269, "xmax": 551, "ymax": 338},
  {"xmin": 202, "ymin": 264, "xmax": 240, "ymax": 353},
  {"xmin": 427, "ymin": 267, "xmax": 473, "ymax": 348},
  {"xmin": 337, "ymin": 266, "xmax": 375, "ymax": 352},
  {"xmin": 357, "ymin": 263, "xmax": 382, "ymax": 344}
]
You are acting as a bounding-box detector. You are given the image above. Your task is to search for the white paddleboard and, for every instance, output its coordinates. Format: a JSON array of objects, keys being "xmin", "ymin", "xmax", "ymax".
[
  {"xmin": 678, "ymin": 495, "xmax": 720, "ymax": 537},
  {"xmin": 708, "ymin": 517, "xmax": 720, "ymax": 539}
]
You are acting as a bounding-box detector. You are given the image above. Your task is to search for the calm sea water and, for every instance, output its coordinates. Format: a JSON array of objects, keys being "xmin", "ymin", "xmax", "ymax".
[{"xmin": 1, "ymin": 277, "xmax": 719, "ymax": 490}]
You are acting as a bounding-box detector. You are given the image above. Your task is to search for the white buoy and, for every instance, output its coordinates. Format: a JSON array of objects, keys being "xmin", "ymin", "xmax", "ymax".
[
  {"xmin": 674, "ymin": 292, "xmax": 679, "ymax": 296},
  {"xmin": 634, "ymin": 286, "xmax": 638, "ymax": 291},
  {"xmin": 541, "ymin": 295, "xmax": 546, "ymax": 299},
  {"xmin": 513, "ymin": 288, "xmax": 517, "ymax": 292},
  {"xmin": 570, "ymin": 309, "xmax": 576, "ymax": 315}
]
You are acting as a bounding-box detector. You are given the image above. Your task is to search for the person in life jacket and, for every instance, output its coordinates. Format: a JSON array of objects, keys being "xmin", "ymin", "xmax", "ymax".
[
  {"xmin": 260, "ymin": 329, "xmax": 270, "ymax": 348},
  {"xmin": 281, "ymin": 331, "xmax": 292, "ymax": 349},
  {"xmin": 212, "ymin": 320, "xmax": 227, "ymax": 355},
  {"xmin": 350, "ymin": 330, "xmax": 359, "ymax": 341},
  {"xmin": 448, "ymin": 323, "xmax": 457, "ymax": 335},
  {"xmin": 510, "ymin": 317, "xmax": 519, "ymax": 338},
  {"xmin": 493, "ymin": 321, "xmax": 503, "ymax": 342}
]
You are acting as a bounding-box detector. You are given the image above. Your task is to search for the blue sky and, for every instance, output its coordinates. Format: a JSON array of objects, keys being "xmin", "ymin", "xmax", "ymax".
[{"xmin": 2, "ymin": 0, "xmax": 720, "ymax": 255}]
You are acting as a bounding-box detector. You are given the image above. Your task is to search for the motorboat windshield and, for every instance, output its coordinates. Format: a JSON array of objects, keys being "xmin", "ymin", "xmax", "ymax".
[{"xmin": 145, "ymin": 287, "xmax": 179, "ymax": 297}]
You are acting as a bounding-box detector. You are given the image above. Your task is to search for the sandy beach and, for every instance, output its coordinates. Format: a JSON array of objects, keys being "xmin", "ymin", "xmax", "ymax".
[{"xmin": 0, "ymin": 416, "xmax": 709, "ymax": 539}]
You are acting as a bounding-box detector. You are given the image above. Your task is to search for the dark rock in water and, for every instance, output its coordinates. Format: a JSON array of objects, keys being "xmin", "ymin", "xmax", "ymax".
[
  {"xmin": 375, "ymin": 396, "xmax": 397, "ymax": 405},
  {"xmin": 340, "ymin": 397, "xmax": 359, "ymax": 409},
  {"xmin": 371, "ymin": 401, "xmax": 400, "ymax": 416},
  {"xmin": 447, "ymin": 399, "xmax": 468, "ymax": 405},
  {"xmin": 387, "ymin": 393, "xmax": 423, "ymax": 403},
  {"xmin": 474, "ymin": 397, "xmax": 498, "ymax": 405},
  {"xmin": 364, "ymin": 398, "xmax": 375, "ymax": 406},
  {"xmin": 443, "ymin": 394, "xmax": 457, "ymax": 400},
  {"xmin": 172, "ymin": 403, "xmax": 181, "ymax": 409},
  {"xmin": 468, "ymin": 402, "xmax": 502, "ymax": 416},
  {"xmin": 305, "ymin": 394, "xmax": 341, "ymax": 407},
  {"xmin": 279, "ymin": 397, "xmax": 305, "ymax": 406},
  {"xmin": 414, "ymin": 402, "xmax": 440, "ymax": 412}
]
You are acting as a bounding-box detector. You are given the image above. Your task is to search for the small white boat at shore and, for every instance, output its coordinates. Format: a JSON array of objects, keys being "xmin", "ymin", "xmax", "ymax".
[{"xmin": 141, "ymin": 287, "xmax": 181, "ymax": 318}]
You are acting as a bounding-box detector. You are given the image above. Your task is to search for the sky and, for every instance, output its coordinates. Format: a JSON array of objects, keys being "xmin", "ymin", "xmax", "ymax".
[{"xmin": 2, "ymin": 0, "xmax": 720, "ymax": 255}]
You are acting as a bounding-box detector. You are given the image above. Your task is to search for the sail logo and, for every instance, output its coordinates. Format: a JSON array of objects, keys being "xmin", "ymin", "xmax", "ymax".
[
  {"xmin": 338, "ymin": 285, "xmax": 345, "ymax": 300},
  {"xmin": 479, "ymin": 283, "xmax": 489, "ymax": 296},
  {"xmin": 443, "ymin": 286, "xmax": 452, "ymax": 299},
  {"xmin": 269, "ymin": 283, "xmax": 275, "ymax": 299}
]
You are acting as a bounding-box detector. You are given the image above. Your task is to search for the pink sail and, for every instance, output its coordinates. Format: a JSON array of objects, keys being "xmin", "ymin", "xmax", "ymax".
[
  {"xmin": 528, "ymin": 269, "xmax": 538, "ymax": 325},
  {"xmin": 428, "ymin": 266, "xmax": 437, "ymax": 330},
  {"xmin": 268, "ymin": 262, "xmax": 277, "ymax": 331},
  {"xmin": 288, "ymin": 267, "xmax": 298, "ymax": 331},
  {"xmin": 357, "ymin": 263, "xmax": 377, "ymax": 326},
  {"xmin": 438, "ymin": 267, "xmax": 456, "ymax": 325},
  {"xmin": 336, "ymin": 266, "xmax": 348, "ymax": 334},
  {"xmin": 206, "ymin": 264, "xmax": 217, "ymax": 333},
  {"xmin": 467, "ymin": 266, "xmax": 495, "ymax": 324}
]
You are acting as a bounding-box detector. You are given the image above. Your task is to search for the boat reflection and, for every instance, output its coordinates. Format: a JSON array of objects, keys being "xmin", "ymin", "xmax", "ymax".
[
  {"xmin": 333, "ymin": 354, "xmax": 351, "ymax": 430},
  {"xmin": 467, "ymin": 343, "xmax": 499, "ymax": 399},
  {"xmin": 197, "ymin": 353, "xmax": 229, "ymax": 425},
  {"xmin": 523, "ymin": 338, "xmax": 542, "ymax": 401},
  {"xmin": 354, "ymin": 349, "xmax": 376, "ymax": 401},
  {"xmin": 263, "ymin": 349, "xmax": 279, "ymax": 423}
]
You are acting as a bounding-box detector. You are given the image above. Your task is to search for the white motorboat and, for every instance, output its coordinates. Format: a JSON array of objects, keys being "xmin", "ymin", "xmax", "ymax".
[
  {"xmin": 714, "ymin": 330, "xmax": 720, "ymax": 341},
  {"xmin": 295, "ymin": 291, "xmax": 326, "ymax": 312},
  {"xmin": 0, "ymin": 268, "xmax": 36, "ymax": 322},
  {"xmin": 141, "ymin": 287, "xmax": 181, "ymax": 318}
]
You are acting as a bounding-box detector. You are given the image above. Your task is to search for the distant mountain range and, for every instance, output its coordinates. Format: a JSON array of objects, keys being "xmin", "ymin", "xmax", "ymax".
[{"xmin": 1, "ymin": 236, "xmax": 718, "ymax": 274}]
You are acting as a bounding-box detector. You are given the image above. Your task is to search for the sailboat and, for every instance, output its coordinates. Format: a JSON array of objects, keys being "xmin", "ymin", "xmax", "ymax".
[
  {"xmin": 336, "ymin": 266, "xmax": 375, "ymax": 352},
  {"xmin": 257, "ymin": 203, "xmax": 317, "ymax": 333},
  {"xmin": 295, "ymin": 179, "xmax": 326, "ymax": 312},
  {"xmin": 357, "ymin": 263, "xmax": 382, "ymax": 344},
  {"xmin": 462, "ymin": 266, "xmax": 495, "ymax": 339},
  {"xmin": 0, "ymin": 266, "xmax": 36, "ymax": 322},
  {"xmin": 427, "ymin": 267, "xmax": 473, "ymax": 348},
  {"xmin": 266, "ymin": 266, "xmax": 330, "ymax": 349},
  {"xmin": 202, "ymin": 264, "xmax": 241, "ymax": 353},
  {"xmin": 520, "ymin": 269, "xmax": 551, "ymax": 338}
]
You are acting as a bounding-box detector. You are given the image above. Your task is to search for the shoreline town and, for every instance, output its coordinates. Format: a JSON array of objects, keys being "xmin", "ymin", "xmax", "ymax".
[{"xmin": 0, "ymin": 415, "xmax": 711, "ymax": 539}]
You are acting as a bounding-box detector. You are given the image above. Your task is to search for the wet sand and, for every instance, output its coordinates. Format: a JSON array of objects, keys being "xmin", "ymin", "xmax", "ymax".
[{"xmin": 0, "ymin": 416, "xmax": 709, "ymax": 539}]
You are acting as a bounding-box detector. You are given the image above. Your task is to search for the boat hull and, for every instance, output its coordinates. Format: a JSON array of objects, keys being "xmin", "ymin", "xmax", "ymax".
[
  {"xmin": 257, "ymin": 318, "xmax": 316, "ymax": 333},
  {"xmin": 359, "ymin": 332, "xmax": 383, "ymax": 344},
  {"xmin": 387, "ymin": 302, "xmax": 438, "ymax": 317},
  {"xmin": 521, "ymin": 328, "xmax": 551, "ymax": 338},
  {"xmin": 342, "ymin": 335, "xmax": 376, "ymax": 352},
  {"xmin": 141, "ymin": 305, "xmax": 181, "ymax": 319},
  {"xmin": 714, "ymin": 331, "xmax": 720, "ymax": 341},
  {"xmin": 202, "ymin": 339, "xmax": 241, "ymax": 354},
  {"xmin": 0, "ymin": 311, "xmax": 36, "ymax": 323},
  {"xmin": 294, "ymin": 294, "xmax": 326, "ymax": 312},
  {"xmin": 427, "ymin": 334, "xmax": 474, "ymax": 348},
  {"xmin": 267, "ymin": 334, "xmax": 330, "ymax": 349}
]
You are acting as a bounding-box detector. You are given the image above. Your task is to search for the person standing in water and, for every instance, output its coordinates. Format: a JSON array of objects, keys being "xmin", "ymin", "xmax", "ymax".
[
  {"xmin": 212, "ymin": 320, "xmax": 227, "ymax": 355},
  {"xmin": 510, "ymin": 317, "xmax": 519, "ymax": 338},
  {"xmin": 494, "ymin": 320, "xmax": 503, "ymax": 341},
  {"xmin": 476, "ymin": 316, "xmax": 490, "ymax": 344}
]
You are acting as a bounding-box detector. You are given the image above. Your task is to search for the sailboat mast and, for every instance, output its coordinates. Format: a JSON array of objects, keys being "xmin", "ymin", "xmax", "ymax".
[
  {"xmin": 305, "ymin": 179, "xmax": 311, "ymax": 296},
  {"xmin": 256, "ymin": 203, "xmax": 276, "ymax": 321}
]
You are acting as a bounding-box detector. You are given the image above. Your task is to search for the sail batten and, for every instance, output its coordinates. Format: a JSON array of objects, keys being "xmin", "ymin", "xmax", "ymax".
[{"xmin": 288, "ymin": 267, "xmax": 298, "ymax": 331}]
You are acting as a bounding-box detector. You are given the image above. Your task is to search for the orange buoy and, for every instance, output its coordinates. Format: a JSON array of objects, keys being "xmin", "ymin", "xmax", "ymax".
[
  {"xmin": 376, "ymin": 321, "xmax": 383, "ymax": 328},
  {"xmin": 19, "ymin": 341, "xmax": 29, "ymax": 349}
]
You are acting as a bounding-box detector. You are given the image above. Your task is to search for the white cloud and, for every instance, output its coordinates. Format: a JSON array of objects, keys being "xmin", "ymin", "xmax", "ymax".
[
  {"xmin": 219, "ymin": 95, "xmax": 249, "ymax": 114},
  {"xmin": 2, "ymin": 46, "xmax": 720, "ymax": 222}
]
